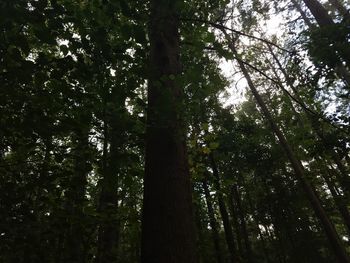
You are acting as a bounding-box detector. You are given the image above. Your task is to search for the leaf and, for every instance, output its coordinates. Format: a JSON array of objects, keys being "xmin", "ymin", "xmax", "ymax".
[
  {"xmin": 202, "ymin": 147, "xmax": 210, "ymax": 154},
  {"xmin": 204, "ymin": 32, "xmax": 215, "ymax": 43},
  {"xmin": 201, "ymin": 123, "xmax": 209, "ymax": 131},
  {"xmin": 209, "ymin": 142, "xmax": 219, "ymax": 150},
  {"xmin": 133, "ymin": 25, "xmax": 146, "ymax": 44}
]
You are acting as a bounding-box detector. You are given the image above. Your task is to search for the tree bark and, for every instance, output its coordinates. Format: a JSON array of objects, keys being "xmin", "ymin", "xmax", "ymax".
[
  {"xmin": 141, "ymin": 0, "xmax": 198, "ymax": 262},
  {"xmin": 223, "ymin": 34, "xmax": 350, "ymax": 263}
]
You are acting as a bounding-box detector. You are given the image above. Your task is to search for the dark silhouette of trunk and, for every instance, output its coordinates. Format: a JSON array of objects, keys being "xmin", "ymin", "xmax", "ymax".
[
  {"xmin": 291, "ymin": 0, "xmax": 314, "ymax": 27},
  {"xmin": 223, "ymin": 33, "xmax": 350, "ymax": 263},
  {"xmin": 303, "ymin": 0, "xmax": 334, "ymax": 25},
  {"xmin": 291, "ymin": 0, "xmax": 350, "ymax": 83},
  {"xmin": 243, "ymin": 181, "xmax": 271, "ymax": 263},
  {"xmin": 209, "ymin": 153, "xmax": 239, "ymax": 263},
  {"xmin": 231, "ymin": 185, "xmax": 253, "ymax": 263},
  {"xmin": 320, "ymin": 160, "xmax": 350, "ymax": 235},
  {"xmin": 263, "ymin": 222, "xmax": 286, "ymax": 263},
  {"xmin": 193, "ymin": 198, "xmax": 204, "ymax": 263},
  {"xmin": 302, "ymin": 0, "xmax": 350, "ymax": 66},
  {"xmin": 228, "ymin": 191, "xmax": 244, "ymax": 260},
  {"xmin": 141, "ymin": 0, "xmax": 198, "ymax": 262},
  {"xmin": 330, "ymin": 152, "xmax": 350, "ymax": 192},
  {"xmin": 237, "ymin": 172, "xmax": 273, "ymax": 263},
  {"xmin": 63, "ymin": 119, "xmax": 92, "ymax": 263},
  {"xmin": 34, "ymin": 137, "xmax": 53, "ymax": 261},
  {"xmin": 95, "ymin": 84, "xmax": 127, "ymax": 263},
  {"xmin": 95, "ymin": 117, "xmax": 122, "ymax": 262},
  {"xmin": 202, "ymin": 178, "xmax": 224, "ymax": 263}
]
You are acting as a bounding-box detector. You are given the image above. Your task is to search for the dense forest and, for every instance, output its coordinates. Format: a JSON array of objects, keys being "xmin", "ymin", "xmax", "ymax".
[{"xmin": 1, "ymin": 0, "xmax": 350, "ymax": 262}]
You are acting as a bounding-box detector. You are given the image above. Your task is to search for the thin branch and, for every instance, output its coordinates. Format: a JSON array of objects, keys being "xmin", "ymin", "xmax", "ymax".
[
  {"xmin": 232, "ymin": 50, "xmax": 349, "ymax": 134},
  {"xmin": 180, "ymin": 17, "xmax": 293, "ymax": 54}
]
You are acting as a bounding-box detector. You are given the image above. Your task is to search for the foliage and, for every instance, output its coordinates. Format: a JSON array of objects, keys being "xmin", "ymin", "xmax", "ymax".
[{"xmin": 0, "ymin": 0, "xmax": 349, "ymax": 262}]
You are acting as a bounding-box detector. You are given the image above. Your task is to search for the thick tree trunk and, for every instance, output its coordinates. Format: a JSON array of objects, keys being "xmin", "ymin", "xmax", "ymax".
[
  {"xmin": 223, "ymin": 34, "xmax": 350, "ymax": 263},
  {"xmin": 141, "ymin": 0, "xmax": 198, "ymax": 262},
  {"xmin": 202, "ymin": 178, "xmax": 224, "ymax": 263},
  {"xmin": 209, "ymin": 153, "xmax": 239, "ymax": 263}
]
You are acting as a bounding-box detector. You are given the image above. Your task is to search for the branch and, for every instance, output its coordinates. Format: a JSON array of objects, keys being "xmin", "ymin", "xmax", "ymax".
[
  {"xmin": 180, "ymin": 17, "xmax": 293, "ymax": 54},
  {"xmin": 232, "ymin": 52, "xmax": 349, "ymax": 134}
]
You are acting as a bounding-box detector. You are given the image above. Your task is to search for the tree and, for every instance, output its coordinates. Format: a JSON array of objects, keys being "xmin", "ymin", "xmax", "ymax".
[
  {"xmin": 140, "ymin": 0, "xmax": 198, "ymax": 262},
  {"xmin": 1, "ymin": 1, "xmax": 350, "ymax": 263}
]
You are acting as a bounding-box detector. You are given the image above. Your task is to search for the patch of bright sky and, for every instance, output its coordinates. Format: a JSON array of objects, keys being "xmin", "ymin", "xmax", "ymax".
[
  {"xmin": 218, "ymin": 1, "xmax": 348, "ymax": 118},
  {"xmin": 218, "ymin": 3, "xmax": 286, "ymax": 109}
]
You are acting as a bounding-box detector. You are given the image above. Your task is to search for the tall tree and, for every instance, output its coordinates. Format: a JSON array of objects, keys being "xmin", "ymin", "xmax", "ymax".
[
  {"xmin": 221, "ymin": 31, "xmax": 350, "ymax": 263},
  {"xmin": 141, "ymin": 0, "xmax": 198, "ymax": 262}
]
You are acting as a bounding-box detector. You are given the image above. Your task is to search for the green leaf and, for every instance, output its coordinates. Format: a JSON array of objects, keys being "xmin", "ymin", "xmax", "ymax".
[
  {"xmin": 209, "ymin": 142, "xmax": 219, "ymax": 150},
  {"xmin": 133, "ymin": 25, "xmax": 146, "ymax": 44}
]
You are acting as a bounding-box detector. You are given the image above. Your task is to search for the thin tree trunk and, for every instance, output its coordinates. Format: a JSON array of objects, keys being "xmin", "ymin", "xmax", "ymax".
[
  {"xmin": 302, "ymin": 0, "xmax": 350, "ymax": 66},
  {"xmin": 291, "ymin": 0, "xmax": 314, "ymax": 27},
  {"xmin": 141, "ymin": 0, "xmax": 198, "ymax": 262},
  {"xmin": 223, "ymin": 33, "xmax": 350, "ymax": 263},
  {"xmin": 231, "ymin": 185, "xmax": 253, "ymax": 263},
  {"xmin": 303, "ymin": 0, "xmax": 334, "ymax": 25},
  {"xmin": 193, "ymin": 197, "xmax": 204, "ymax": 263},
  {"xmin": 209, "ymin": 153, "xmax": 239, "ymax": 263},
  {"xmin": 202, "ymin": 178, "xmax": 224, "ymax": 263},
  {"xmin": 95, "ymin": 85, "xmax": 126, "ymax": 263},
  {"xmin": 228, "ymin": 190, "xmax": 244, "ymax": 260},
  {"xmin": 63, "ymin": 124, "xmax": 92, "ymax": 263},
  {"xmin": 291, "ymin": 0, "xmax": 350, "ymax": 83},
  {"xmin": 96, "ymin": 121, "xmax": 121, "ymax": 263},
  {"xmin": 242, "ymin": 180, "xmax": 272, "ymax": 263},
  {"xmin": 328, "ymin": 0, "xmax": 349, "ymax": 18},
  {"xmin": 321, "ymin": 160, "xmax": 350, "ymax": 234},
  {"xmin": 267, "ymin": 43, "xmax": 350, "ymax": 194},
  {"xmin": 263, "ymin": 223, "xmax": 286, "ymax": 263}
]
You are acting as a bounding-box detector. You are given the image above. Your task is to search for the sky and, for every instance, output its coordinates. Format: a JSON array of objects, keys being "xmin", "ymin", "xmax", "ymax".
[{"xmin": 218, "ymin": 5, "xmax": 286, "ymax": 109}]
